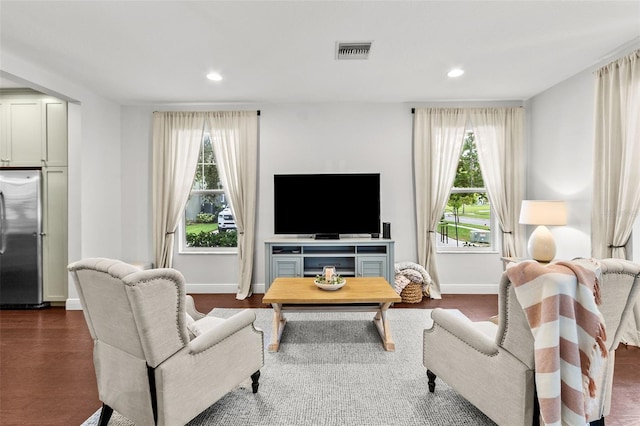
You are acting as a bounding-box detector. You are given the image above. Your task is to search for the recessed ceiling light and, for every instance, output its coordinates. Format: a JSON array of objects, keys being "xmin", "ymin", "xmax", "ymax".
[
  {"xmin": 206, "ymin": 72, "xmax": 222, "ymax": 81},
  {"xmin": 447, "ymin": 68, "xmax": 464, "ymax": 78}
]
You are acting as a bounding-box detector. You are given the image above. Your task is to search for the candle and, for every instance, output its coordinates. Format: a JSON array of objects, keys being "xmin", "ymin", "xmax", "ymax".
[{"xmin": 325, "ymin": 267, "xmax": 334, "ymax": 280}]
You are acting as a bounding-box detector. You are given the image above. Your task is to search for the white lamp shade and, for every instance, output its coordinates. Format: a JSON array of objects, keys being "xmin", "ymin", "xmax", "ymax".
[{"xmin": 519, "ymin": 200, "xmax": 567, "ymax": 226}]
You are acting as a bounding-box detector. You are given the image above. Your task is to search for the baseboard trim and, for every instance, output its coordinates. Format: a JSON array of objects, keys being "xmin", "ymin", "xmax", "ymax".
[
  {"xmin": 440, "ymin": 283, "xmax": 498, "ymax": 294},
  {"xmin": 66, "ymin": 299, "xmax": 83, "ymax": 310},
  {"xmin": 186, "ymin": 283, "xmax": 267, "ymax": 294}
]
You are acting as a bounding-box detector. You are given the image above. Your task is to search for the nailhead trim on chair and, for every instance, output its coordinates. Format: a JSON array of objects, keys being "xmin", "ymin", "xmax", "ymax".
[
  {"xmin": 134, "ymin": 277, "xmax": 189, "ymax": 347},
  {"xmin": 499, "ymin": 283, "xmax": 511, "ymax": 347},
  {"xmin": 72, "ymin": 260, "xmax": 190, "ymax": 348},
  {"xmin": 425, "ymin": 321, "xmax": 500, "ymax": 357}
]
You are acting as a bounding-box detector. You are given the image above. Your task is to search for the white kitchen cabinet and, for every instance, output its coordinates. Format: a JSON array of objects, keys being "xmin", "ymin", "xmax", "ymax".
[
  {"xmin": 42, "ymin": 167, "xmax": 68, "ymax": 303},
  {"xmin": 0, "ymin": 91, "xmax": 67, "ymax": 167}
]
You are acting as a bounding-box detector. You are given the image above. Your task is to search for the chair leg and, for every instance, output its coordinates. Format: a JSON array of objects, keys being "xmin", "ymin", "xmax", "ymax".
[
  {"xmin": 533, "ymin": 386, "xmax": 539, "ymax": 426},
  {"xmin": 147, "ymin": 365, "xmax": 158, "ymax": 424},
  {"xmin": 98, "ymin": 404, "xmax": 113, "ymax": 426},
  {"xmin": 426, "ymin": 369, "xmax": 437, "ymax": 392},
  {"xmin": 251, "ymin": 370, "xmax": 261, "ymax": 393}
]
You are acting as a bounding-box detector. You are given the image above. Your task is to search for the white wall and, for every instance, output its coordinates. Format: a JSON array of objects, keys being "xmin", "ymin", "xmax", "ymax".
[
  {"xmin": 79, "ymin": 96, "xmax": 122, "ymax": 257},
  {"xmin": 120, "ymin": 107, "xmax": 154, "ymax": 263},
  {"xmin": 525, "ymin": 68, "xmax": 595, "ymax": 260},
  {"xmin": 634, "ymin": 218, "xmax": 640, "ymax": 263},
  {"xmin": 257, "ymin": 103, "xmax": 417, "ymax": 288}
]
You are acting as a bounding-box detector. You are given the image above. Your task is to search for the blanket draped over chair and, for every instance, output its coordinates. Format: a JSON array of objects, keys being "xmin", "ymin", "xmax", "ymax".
[
  {"xmin": 506, "ymin": 259, "xmax": 608, "ymax": 426},
  {"xmin": 394, "ymin": 261, "xmax": 437, "ymax": 298}
]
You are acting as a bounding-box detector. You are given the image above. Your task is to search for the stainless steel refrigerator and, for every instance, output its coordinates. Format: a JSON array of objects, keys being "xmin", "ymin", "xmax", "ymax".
[{"xmin": 0, "ymin": 169, "xmax": 47, "ymax": 308}]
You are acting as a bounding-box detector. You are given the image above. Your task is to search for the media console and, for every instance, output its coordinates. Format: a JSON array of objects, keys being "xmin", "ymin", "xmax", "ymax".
[{"xmin": 264, "ymin": 238, "xmax": 395, "ymax": 291}]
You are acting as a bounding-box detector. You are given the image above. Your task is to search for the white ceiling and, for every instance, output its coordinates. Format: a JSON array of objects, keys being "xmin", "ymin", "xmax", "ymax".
[{"xmin": 1, "ymin": 1, "xmax": 639, "ymax": 105}]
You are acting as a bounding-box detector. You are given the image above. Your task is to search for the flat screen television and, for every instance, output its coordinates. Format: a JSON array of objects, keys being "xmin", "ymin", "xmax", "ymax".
[{"xmin": 274, "ymin": 173, "xmax": 380, "ymax": 239}]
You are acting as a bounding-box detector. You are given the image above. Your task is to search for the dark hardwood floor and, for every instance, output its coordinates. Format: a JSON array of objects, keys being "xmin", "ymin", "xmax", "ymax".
[{"xmin": 1, "ymin": 294, "xmax": 638, "ymax": 425}]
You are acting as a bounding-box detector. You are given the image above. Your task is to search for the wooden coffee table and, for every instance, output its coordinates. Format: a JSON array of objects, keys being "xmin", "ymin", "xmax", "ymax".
[{"xmin": 262, "ymin": 277, "xmax": 402, "ymax": 352}]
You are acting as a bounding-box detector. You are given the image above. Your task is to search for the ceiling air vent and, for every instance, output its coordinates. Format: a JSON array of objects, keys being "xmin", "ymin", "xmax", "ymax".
[{"xmin": 335, "ymin": 42, "xmax": 372, "ymax": 60}]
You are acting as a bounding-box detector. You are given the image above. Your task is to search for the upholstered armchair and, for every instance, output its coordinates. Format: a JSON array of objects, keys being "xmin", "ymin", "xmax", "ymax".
[
  {"xmin": 68, "ymin": 258, "xmax": 264, "ymax": 426},
  {"xmin": 423, "ymin": 258, "xmax": 640, "ymax": 426}
]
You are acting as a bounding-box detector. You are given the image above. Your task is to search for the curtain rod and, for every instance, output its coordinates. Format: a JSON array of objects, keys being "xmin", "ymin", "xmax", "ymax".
[
  {"xmin": 411, "ymin": 106, "xmax": 523, "ymax": 113},
  {"xmin": 152, "ymin": 110, "xmax": 261, "ymax": 115}
]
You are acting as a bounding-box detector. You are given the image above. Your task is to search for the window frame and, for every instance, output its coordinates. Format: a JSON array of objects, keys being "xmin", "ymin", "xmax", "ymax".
[
  {"xmin": 437, "ymin": 188, "xmax": 498, "ymax": 253},
  {"xmin": 436, "ymin": 132, "xmax": 498, "ymax": 254},
  {"xmin": 178, "ymin": 132, "xmax": 238, "ymax": 255}
]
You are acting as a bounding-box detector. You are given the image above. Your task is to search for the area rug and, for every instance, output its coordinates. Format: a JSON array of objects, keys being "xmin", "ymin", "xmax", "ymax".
[{"xmin": 82, "ymin": 308, "xmax": 495, "ymax": 425}]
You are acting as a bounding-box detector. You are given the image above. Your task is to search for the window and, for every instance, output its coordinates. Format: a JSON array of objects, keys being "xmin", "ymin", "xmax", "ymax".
[
  {"xmin": 437, "ymin": 132, "xmax": 494, "ymax": 251},
  {"xmin": 181, "ymin": 132, "xmax": 237, "ymax": 251}
]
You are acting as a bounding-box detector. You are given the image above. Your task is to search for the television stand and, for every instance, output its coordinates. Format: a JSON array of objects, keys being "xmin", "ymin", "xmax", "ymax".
[
  {"xmin": 314, "ymin": 233, "xmax": 340, "ymax": 240},
  {"xmin": 264, "ymin": 237, "xmax": 395, "ymax": 291}
]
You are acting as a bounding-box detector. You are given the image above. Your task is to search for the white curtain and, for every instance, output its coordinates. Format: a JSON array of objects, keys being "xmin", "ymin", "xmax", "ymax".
[
  {"xmin": 469, "ymin": 107, "xmax": 526, "ymax": 258},
  {"xmin": 206, "ymin": 111, "xmax": 259, "ymax": 300},
  {"xmin": 413, "ymin": 108, "xmax": 468, "ymax": 298},
  {"xmin": 152, "ymin": 112, "xmax": 205, "ymax": 268},
  {"xmin": 592, "ymin": 49, "xmax": 640, "ymax": 346}
]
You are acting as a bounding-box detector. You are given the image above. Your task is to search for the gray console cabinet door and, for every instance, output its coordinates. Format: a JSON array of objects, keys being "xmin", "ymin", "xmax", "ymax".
[
  {"xmin": 357, "ymin": 256, "xmax": 387, "ymax": 278},
  {"xmin": 272, "ymin": 257, "xmax": 302, "ymax": 279}
]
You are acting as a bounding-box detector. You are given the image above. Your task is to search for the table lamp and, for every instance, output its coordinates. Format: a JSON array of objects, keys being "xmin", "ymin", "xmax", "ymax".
[{"xmin": 519, "ymin": 200, "xmax": 567, "ymax": 262}]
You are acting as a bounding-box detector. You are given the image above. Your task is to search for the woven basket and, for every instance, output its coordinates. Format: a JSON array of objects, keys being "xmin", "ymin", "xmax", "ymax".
[{"xmin": 400, "ymin": 282, "xmax": 423, "ymax": 303}]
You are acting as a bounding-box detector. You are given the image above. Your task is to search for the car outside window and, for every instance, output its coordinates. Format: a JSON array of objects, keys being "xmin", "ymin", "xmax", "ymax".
[{"xmin": 181, "ymin": 133, "xmax": 237, "ymax": 251}]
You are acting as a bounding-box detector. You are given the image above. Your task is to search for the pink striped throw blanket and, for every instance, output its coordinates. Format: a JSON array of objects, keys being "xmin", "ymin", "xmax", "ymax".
[{"xmin": 506, "ymin": 259, "xmax": 607, "ymax": 426}]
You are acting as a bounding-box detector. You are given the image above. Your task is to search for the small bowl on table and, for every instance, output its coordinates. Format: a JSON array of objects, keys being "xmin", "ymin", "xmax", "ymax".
[{"xmin": 314, "ymin": 278, "xmax": 346, "ymax": 291}]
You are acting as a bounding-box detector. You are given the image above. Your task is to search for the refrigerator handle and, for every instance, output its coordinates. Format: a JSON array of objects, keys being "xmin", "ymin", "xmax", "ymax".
[{"xmin": 0, "ymin": 191, "xmax": 6, "ymax": 254}]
